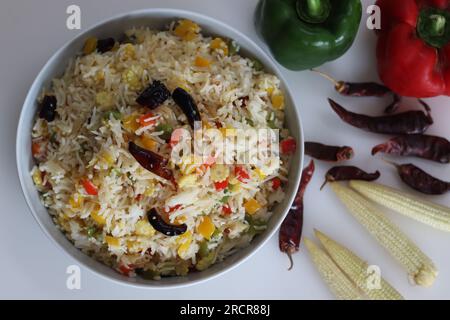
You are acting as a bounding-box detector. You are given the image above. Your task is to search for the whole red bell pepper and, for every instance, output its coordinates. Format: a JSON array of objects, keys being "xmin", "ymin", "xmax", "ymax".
[{"xmin": 376, "ymin": 0, "xmax": 450, "ymax": 97}]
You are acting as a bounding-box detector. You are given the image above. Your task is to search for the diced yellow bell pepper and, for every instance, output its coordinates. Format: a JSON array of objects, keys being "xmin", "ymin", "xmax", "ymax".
[
  {"xmin": 32, "ymin": 169, "xmax": 43, "ymax": 186},
  {"xmin": 271, "ymin": 93, "xmax": 285, "ymax": 110},
  {"xmin": 177, "ymin": 231, "xmax": 193, "ymax": 257},
  {"xmin": 105, "ymin": 235, "xmax": 120, "ymax": 247},
  {"xmin": 266, "ymin": 87, "xmax": 274, "ymax": 96},
  {"xmin": 244, "ymin": 198, "xmax": 262, "ymax": 215},
  {"xmin": 174, "ymin": 20, "xmax": 200, "ymax": 41},
  {"xmin": 135, "ymin": 219, "xmax": 155, "ymax": 237},
  {"xmin": 83, "ymin": 37, "xmax": 97, "ymax": 55},
  {"xmin": 95, "ymin": 91, "xmax": 115, "ymax": 108},
  {"xmin": 210, "ymin": 38, "xmax": 229, "ymax": 55},
  {"xmin": 91, "ymin": 205, "xmax": 106, "ymax": 225},
  {"xmin": 139, "ymin": 135, "xmax": 158, "ymax": 151},
  {"xmin": 229, "ymin": 182, "xmax": 241, "ymax": 193},
  {"xmin": 197, "ymin": 216, "xmax": 215, "ymax": 240},
  {"xmin": 175, "ymin": 215, "xmax": 187, "ymax": 225},
  {"xmin": 123, "ymin": 114, "xmax": 140, "ymax": 133},
  {"xmin": 195, "ymin": 56, "xmax": 211, "ymax": 68},
  {"xmin": 69, "ymin": 194, "xmax": 84, "ymax": 209}
]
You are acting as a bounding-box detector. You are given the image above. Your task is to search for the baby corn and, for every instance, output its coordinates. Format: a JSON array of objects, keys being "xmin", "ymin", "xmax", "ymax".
[
  {"xmin": 314, "ymin": 229, "xmax": 403, "ymax": 300},
  {"xmin": 330, "ymin": 182, "xmax": 437, "ymax": 287},
  {"xmin": 304, "ymin": 237, "xmax": 363, "ymax": 300},
  {"xmin": 350, "ymin": 180, "xmax": 450, "ymax": 232}
]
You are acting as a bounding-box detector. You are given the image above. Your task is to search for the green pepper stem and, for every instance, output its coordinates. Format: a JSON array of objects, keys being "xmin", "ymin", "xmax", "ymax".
[
  {"xmin": 296, "ymin": 0, "xmax": 331, "ymax": 24},
  {"xmin": 307, "ymin": 0, "xmax": 327, "ymax": 18},
  {"xmin": 417, "ymin": 8, "xmax": 450, "ymax": 48}
]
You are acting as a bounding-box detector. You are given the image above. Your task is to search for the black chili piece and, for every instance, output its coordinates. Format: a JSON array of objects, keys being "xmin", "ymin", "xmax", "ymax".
[
  {"xmin": 372, "ymin": 134, "xmax": 450, "ymax": 164},
  {"xmin": 384, "ymin": 160, "xmax": 449, "ymax": 195},
  {"xmin": 279, "ymin": 160, "xmax": 315, "ymax": 271},
  {"xmin": 328, "ymin": 98, "xmax": 433, "ymax": 135},
  {"xmin": 147, "ymin": 208, "xmax": 187, "ymax": 236},
  {"xmin": 96, "ymin": 38, "xmax": 115, "ymax": 53},
  {"xmin": 312, "ymin": 69, "xmax": 392, "ymax": 97},
  {"xmin": 320, "ymin": 166, "xmax": 380, "ymax": 190},
  {"xmin": 136, "ymin": 80, "xmax": 171, "ymax": 109},
  {"xmin": 305, "ymin": 142, "xmax": 354, "ymax": 162},
  {"xmin": 172, "ymin": 87, "xmax": 201, "ymax": 128},
  {"xmin": 128, "ymin": 141, "xmax": 174, "ymax": 182},
  {"xmin": 39, "ymin": 95, "xmax": 58, "ymax": 122}
]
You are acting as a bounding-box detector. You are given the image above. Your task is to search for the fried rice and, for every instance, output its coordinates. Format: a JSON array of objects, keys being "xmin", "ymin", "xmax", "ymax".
[{"xmin": 30, "ymin": 20, "xmax": 294, "ymax": 279}]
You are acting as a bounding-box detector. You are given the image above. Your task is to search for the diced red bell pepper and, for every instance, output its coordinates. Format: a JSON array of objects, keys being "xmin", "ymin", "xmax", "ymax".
[
  {"xmin": 271, "ymin": 177, "xmax": 281, "ymax": 190},
  {"xmin": 222, "ymin": 204, "xmax": 232, "ymax": 215},
  {"xmin": 118, "ymin": 264, "xmax": 134, "ymax": 276},
  {"xmin": 280, "ymin": 137, "xmax": 297, "ymax": 155},
  {"xmin": 214, "ymin": 178, "xmax": 229, "ymax": 191},
  {"xmin": 139, "ymin": 112, "xmax": 157, "ymax": 127},
  {"xmin": 234, "ymin": 166, "xmax": 250, "ymax": 183},
  {"xmin": 32, "ymin": 141, "xmax": 41, "ymax": 157},
  {"xmin": 81, "ymin": 179, "xmax": 98, "ymax": 196}
]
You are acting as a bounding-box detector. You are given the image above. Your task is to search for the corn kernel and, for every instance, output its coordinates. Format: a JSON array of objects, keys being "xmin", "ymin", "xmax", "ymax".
[
  {"xmin": 195, "ymin": 56, "xmax": 211, "ymax": 68},
  {"xmin": 144, "ymin": 184, "xmax": 155, "ymax": 197},
  {"xmin": 69, "ymin": 194, "xmax": 83, "ymax": 209},
  {"xmin": 220, "ymin": 127, "xmax": 237, "ymax": 137},
  {"xmin": 83, "ymin": 37, "xmax": 97, "ymax": 55},
  {"xmin": 32, "ymin": 169, "xmax": 43, "ymax": 186},
  {"xmin": 122, "ymin": 43, "xmax": 136, "ymax": 59},
  {"xmin": 177, "ymin": 231, "xmax": 193, "ymax": 257},
  {"xmin": 271, "ymin": 93, "xmax": 285, "ymax": 110},
  {"xmin": 244, "ymin": 198, "xmax": 261, "ymax": 215},
  {"xmin": 197, "ymin": 216, "xmax": 215, "ymax": 240},
  {"xmin": 95, "ymin": 91, "xmax": 115, "ymax": 108},
  {"xmin": 123, "ymin": 114, "xmax": 140, "ymax": 133},
  {"xmin": 105, "ymin": 235, "xmax": 120, "ymax": 247},
  {"xmin": 266, "ymin": 87, "xmax": 274, "ymax": 95},
  {"xmin": 254, "ymin": 168, "xmax": 266, "ymax": 180},
  {"xmin": 122, "ymin": 68, "xmax": 141, "ymax": 90},
  {"xmin": 210, "ymin": 38, "xmax": 229, "ymax": 55},
  {"xmin": 174, "ymin": 20, "xmax": 200, "ymax": 41},
  {"xmin": 230, "ymin": 182, "xmax": 241, "ymax": 193},
  {"xmin": 91, "ymin": 206, "xmax": 106, "ymax": 225},
  {"xmin": 95, "ymin": 70, "xmax": 105, "ymax": 83},
  {"xmin": 99, "ymin": 150, "xmax": 114, "ymax": 166},
  {"xmin": 178, "ymin": 174, "xmax": 198, "ymax": 189},
  {"xmin": 135, "ymin": 219, "xmax": 155, "ymax": 237},
  {"xmin": 210, "ymin": 164, "xmax": 230, "ymax": 183}
]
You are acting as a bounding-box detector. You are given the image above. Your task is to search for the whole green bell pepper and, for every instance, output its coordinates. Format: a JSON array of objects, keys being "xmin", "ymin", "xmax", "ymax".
[{"xmin": 255, "ymin": 0, "xmax": 362, "ymax": 71}]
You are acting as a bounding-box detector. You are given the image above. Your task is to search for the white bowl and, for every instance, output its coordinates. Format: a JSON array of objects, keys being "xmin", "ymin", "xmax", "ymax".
[{"xmin": 16, "ymin": 8, "xmax": 304, "ymax": 288}]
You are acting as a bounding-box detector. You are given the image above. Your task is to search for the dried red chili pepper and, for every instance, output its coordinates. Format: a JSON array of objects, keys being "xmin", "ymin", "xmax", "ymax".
[
  {"xmin": 372, "ymin": 134, "xmax": 450, "ymax": 164},
  {"xmin": 172, "ymin": 87, "xmax": 201, "ymax": 128},
  {"xmin": 128, "ymin": 141, "xmax": 174, "ymax": 182},
  {"xmin": 279, "ymin": 160, "xmax": 315, "ymax": 271},
  {"xmin": 320, "ymin": 166, "xmax": 380, "ymax": 190},
  {"xmin": 384, "ymin": 160, "xmax": 449, "ymax": 195},
  {"xmin": 313, "ymin": 70, "xmax": 392, "ymax": 97},
  {"xmin": 313, "ymin": 69, "xmax": 401, "ymax": 113},
  {"xmin": 329, "ymin": 99, "xmax": 433, "ymax": 135},
  {"xmin": 147, "ymin": 208, "xmax": 187, "ymax": 236},
  {"xmin": 305, "ymin": 142, "xmax": 354, "ymax": 162}
]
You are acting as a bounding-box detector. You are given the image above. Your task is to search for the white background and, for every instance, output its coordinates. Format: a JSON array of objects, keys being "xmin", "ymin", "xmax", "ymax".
[{"xmin": 1, "ymin": 0, "xmax": 449, "ymax": 299}]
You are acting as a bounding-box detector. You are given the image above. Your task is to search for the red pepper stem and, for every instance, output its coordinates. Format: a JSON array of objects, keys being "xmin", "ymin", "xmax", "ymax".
[
  {"xmin": 429, "ymin": 15, "xmax": 446, "ymax": 37},
  {"xmin": 286, "ymin": 251, "xmax": 294, "ymax": 271}
]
